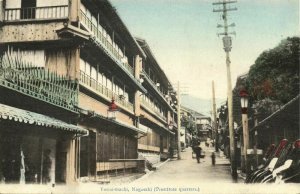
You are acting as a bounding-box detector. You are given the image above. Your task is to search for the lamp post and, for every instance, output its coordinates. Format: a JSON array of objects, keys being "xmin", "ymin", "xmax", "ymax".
[
  {"xmin": 107, "ymin": 97, "xmax": 118, "ymax": 120},
  {"xmin": 239, "ymin": 89, "xmax": 249, "ymax": 175}
]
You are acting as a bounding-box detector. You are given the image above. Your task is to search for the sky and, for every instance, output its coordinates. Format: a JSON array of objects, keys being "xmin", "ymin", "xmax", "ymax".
[{"xmin": 110, "ymin": 0, "xmax": 299, "ymax": 100}]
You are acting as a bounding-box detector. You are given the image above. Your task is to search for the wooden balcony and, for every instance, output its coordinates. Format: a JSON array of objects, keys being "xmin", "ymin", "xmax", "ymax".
[
  {"xmin": 4, "ymin": 5, "xmax": 69, "ymax": 21},
  {"xmin": 80, "ymin": 70, "xmax": 134, "ymax": 113},
  {"xmin": 140, "ymin": 97, "xmax": 167, "ymax": 122},
  {"xmin": 79, "ymin": 10, "xmax": 134, "ymax": 76},
  {"xmin": 141, "ymin": 70, "xmax": 174, "ymax": 111},
  {"xmin": 0, "ymin": 51, "xmax": 79, "ymax": 112}
]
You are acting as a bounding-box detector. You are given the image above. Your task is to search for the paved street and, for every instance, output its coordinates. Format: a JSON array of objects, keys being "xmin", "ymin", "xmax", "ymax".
[
  {"xmin": 133, "ymin": 144, "xmax": 241, "ymax": 186},
  {"xmin": 128, "ymin": 145, "xmax": 299, "ymax": 194},
  {"xmin": 1, "ymin": 144, "xmax": 299, "ymax": 194}
]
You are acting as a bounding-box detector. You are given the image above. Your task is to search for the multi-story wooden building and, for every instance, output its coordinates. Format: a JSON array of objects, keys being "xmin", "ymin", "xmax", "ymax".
[
  {"xmin": 0, "ymin": 0, "xmax": 177, "ymax": 184},
  {"xmin": 0, "ymin": 0, "xmax": 90, "ymax": 184},
  {"xmin": 135, "ymin": 38, "xmax": 176, "ymax": 162}
]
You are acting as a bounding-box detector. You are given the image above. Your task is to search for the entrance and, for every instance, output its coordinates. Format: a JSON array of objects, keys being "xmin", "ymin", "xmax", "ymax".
[
  {"xmin": 0, "ymin": 134, "xmax": 21, "ymax": 183},
  {"xmin": 0, "ymin": 133, "xmax": 56, "ymax": 184},
  {"xmin": 55, "ymin": 140, "xmax": 67, "ymax": 183}
]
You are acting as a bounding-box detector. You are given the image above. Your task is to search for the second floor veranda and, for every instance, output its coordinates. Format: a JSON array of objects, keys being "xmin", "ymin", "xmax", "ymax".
[{"xmin": 0, "ymin": 50, "xmax": 79, "ymax": 113}]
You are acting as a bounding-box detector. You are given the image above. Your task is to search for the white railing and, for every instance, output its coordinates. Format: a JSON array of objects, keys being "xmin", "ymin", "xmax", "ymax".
[
  {"xmin": 80, "ymin": 71, "xmax": 134, "ymax": 112},
  {"xmin": 79, "ymin": 9, "xmax": 134, "ymax": 76},
  {"xmin": 140, "ymin": 97, "xmax": 167, "ymax": 121},
  {"xmin": 4, "ymin": 5, "xmax": 68, "ymax": 21}
]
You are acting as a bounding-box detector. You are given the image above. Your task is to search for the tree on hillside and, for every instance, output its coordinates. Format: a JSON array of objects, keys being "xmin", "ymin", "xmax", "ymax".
[
  {"xmin": 246, "ymin": 37, "xmax": 299, "ymax": 104},
  {"xmin": 232, "ymin": 37, "xmax": 299, "ymax": 123}
]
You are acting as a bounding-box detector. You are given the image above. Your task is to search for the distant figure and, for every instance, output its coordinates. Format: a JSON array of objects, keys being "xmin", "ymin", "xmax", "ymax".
[
  {"xmin": 211, "ymin": 152, "xmax": 216, "ymax": 165},
  {"xmin": 193, "ymin": 142, "xmax": 202, "ymax": 163},
  {"xmin": 205, "ymin": 142, "xmax": 209, "ymax": 147}
]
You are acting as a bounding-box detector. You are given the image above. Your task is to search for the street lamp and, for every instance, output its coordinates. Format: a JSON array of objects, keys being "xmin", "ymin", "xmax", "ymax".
[
  {"xmin": 239, "ymin": 89, "xmax": 249, "ymax": 175},
  {"xmin": 107, "ymin": 97, "xmax": 118, "ymax": 120},
  {"xmin": 240, "ymin": 89, "xmax": 249, "ymax": 114}
]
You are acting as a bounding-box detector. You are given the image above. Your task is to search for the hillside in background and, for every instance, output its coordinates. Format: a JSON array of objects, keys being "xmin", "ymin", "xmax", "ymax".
[{"xmin": 181, "ymin": 95, "xmax": 226, "ymax": 116}]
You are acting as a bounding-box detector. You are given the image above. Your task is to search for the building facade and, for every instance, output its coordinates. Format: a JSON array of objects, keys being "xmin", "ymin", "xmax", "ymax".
[
  {"xmin": 136, "ymin": 38, "xmax": 176, "ymax": 162},
  {"xmin": 0, "ymin": 0, "xmax": 177, "ymax": 184}
]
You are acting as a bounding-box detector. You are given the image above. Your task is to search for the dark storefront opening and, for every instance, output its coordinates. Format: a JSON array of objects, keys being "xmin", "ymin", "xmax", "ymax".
[
  {"xmin": 21, "ymin": 0, "xmax": 37, "ymax": 19},
  {"xmin": 0, "ymin": 132, "xmax": 63, "ymax": 184}
]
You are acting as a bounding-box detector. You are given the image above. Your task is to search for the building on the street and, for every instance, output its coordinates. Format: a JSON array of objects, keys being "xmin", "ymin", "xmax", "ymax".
[
  {"xmin": 0, "ymin": 44, "xmax": 89, "ymax": 184},
  {"xmin": 180, "ymin": 106, "xmax": 196, "ymax": 147},
  {"xmin": 180, "ymin": 106, "xmax": 212, "ymax": 146},
  {"xmin": 249, "ymin": 95, "xmax": 300, "ymax": 166},
  {"xmin": 230, "ymin": 72, "xmax": 300, "ymax": 170},
  {"xmin": 0, "ymin": 0, "xmax": 177, "ymax": 184},
  {"xmin": 136, "ymin": 37, "xmax": 176, "ymax": 162},
  {"xmin": 195, "ymin": 114, "xmax": 212, "ymax": 142}
]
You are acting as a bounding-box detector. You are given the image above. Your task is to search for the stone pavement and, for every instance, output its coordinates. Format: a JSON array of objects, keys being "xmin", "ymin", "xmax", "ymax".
[
  {"xmin": 132, "ymin": 144, "xmax": 241, "ymax": 186},
  {"xmin": 1, "ymin": 145, "xmax": 299, "ymax": 194},
  {"xmin": 128, "ymin": 145, "xmax": 299, "ymax": 194}
]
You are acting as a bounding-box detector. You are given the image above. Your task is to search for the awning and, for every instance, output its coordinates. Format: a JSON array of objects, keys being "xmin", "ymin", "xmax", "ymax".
[
  {"xmin": 115, "ymin": 119, "xmax": 147, "ymax": 134},
  {"xmin": 56, "ymin": 24, "xmax": 91, "ymax": 40},
  {"xmin": 81, "ymin": 110, "xmax": 147, "ymax": 134},
  {"xmin": 0, "ymin": 103, "xmax": 88, "ymax": 135}
]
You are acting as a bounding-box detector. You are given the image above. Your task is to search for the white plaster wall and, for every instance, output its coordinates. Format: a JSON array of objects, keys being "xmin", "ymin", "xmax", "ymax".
[
  {"xmin": 5, "ymin": 0, "xmax": 21, "ymax": 8},
  {"xmin": 36, "ymin": 0, "xmax": 68, "ymax": 7},
  {"xmin": 10, "ymin": 49, "xmax": 45, "ymax": 67}
]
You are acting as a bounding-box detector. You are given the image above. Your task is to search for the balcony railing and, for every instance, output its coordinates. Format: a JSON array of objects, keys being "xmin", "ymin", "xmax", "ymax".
[
  {"xmin": 141, "ymin": 70, "xmax": 170, "ymax": 102},
  {"xmin": 79, "ymin": 10, "xmax": 134, "ymax": 76},
  {"xmin": 4, "ymin": 5, "xmax": 69, "ymax": 21},
  {"xmin": 0, "ymin": 51, "xmax": 78, "ymax": 112},
  {"xmin": 140, "ymin": 97, "xmax": 167, "ymax": 121},
  {"xmin": 80, "ymin": 71, "xmax": 134, "ymax": 112}
]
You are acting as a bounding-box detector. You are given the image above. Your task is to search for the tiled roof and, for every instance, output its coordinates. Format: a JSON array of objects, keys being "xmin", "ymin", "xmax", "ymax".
[{"xmin": 0, "ymin": 103, "xmax": 88, "ymax": 135}]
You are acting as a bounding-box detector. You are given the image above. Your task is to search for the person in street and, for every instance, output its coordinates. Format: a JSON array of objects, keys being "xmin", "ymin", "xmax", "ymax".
[
  {"xmin": 193, "ymin": 142, "xmax": 202, "ymax": 163},
  {"xmin": 211, "ymin": 152, "xmax": 216, "ymax": 165}
]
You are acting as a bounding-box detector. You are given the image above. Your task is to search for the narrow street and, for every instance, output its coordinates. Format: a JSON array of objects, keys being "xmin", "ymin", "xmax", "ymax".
[
  {"xmin": 128, "ymin": 145, "xmax": 299, "ymax": 194},
  {"xmin": 134, "ymin": 144, "xmax": 240, "ymax": 185}
]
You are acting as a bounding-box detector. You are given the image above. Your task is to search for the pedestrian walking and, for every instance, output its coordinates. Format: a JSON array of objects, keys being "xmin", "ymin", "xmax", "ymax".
[
  {"xmin": 193, "ymin": 142, "xmax": 202, "ymax": 163},
  {"xmin": 211, "ymin": 152, "xmax": 216, "ymax": 165}
]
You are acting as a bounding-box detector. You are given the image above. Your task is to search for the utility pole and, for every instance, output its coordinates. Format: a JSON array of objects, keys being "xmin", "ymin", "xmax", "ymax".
[
  {"xmin": 212, "ymin": 81, "xmax": 218, "ymax": 152},
  {"xmin": 213, "ymin": 0, "xmax": 238, "ymax": 179},
  {"xmin": 177, "ymin": 81, "xmax": 181, "ymax": 160}
]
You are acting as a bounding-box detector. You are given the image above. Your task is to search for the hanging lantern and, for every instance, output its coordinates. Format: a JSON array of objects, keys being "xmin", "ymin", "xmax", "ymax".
[{"xmin": 107, "ymin": 97, "xmax": 118, "ymax": 120}]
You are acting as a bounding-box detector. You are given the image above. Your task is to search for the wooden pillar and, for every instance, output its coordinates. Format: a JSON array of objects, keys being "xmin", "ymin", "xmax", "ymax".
[
  {"xmin": 69, "ymin": 0, "xmax": 80, "ymax": 23},
  {"xmin": 65, "ymin": 138, "xmax": 77, "ymax": 184},
  {"xmin": 0, "ymin": 0, "xmax": 4, "ymax": 22},
  {"xmin": 242, "ymin": 114, "xmax": 249, "ymax": 175},
  {"xmin": 134, "ymin": 55, "xmax": 142, "ymax": 117}
]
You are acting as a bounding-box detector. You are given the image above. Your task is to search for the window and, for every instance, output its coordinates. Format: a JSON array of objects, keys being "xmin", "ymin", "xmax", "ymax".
[
  {"xmin": 91, "ymin": 67, "xmax": 97, "ymax": 80},
  {"xmin": 21, "ymin": 0, "xmax": 36, "ymax": 19},
  {"xmin": 97, "ymin": 72, "xmax": 102, "ymax": 84},
  {"xmin": 107, "ymin": 78, "xmax": 112, "ymax": 91},
  {"xmin": 85, "ymin": 62, "xmax": 91, "ymax": 76},
  {"xmin": 80, "ymin": 59, "xmax": 85, "ymax": 72}
]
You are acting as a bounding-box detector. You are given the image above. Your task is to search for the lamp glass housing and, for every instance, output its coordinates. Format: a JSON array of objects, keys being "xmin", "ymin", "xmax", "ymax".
[
  {"xmin": 240, "ymin": 96, "xmax": 248, "ymax": 109},
  {"xmin": 107, "ymin": 110, "xmax": 117, "ymax": 120}
]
